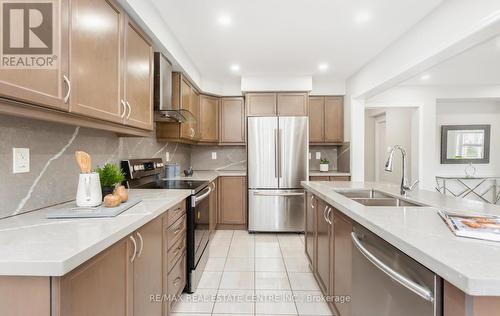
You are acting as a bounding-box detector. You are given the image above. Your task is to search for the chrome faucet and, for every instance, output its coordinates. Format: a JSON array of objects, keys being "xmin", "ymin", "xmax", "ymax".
[{"xmin": 385, "ymin": 145, "xmax": 419, "ymax": 196}]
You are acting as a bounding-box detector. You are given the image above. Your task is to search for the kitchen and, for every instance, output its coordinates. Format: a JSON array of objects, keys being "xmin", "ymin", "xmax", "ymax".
[{"xmin": 2, "ymin": 0, "xmax": 500, "ymax": 316}]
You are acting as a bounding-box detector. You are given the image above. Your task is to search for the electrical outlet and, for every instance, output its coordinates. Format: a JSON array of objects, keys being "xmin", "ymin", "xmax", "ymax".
[
  {"xmin": 211, "ymin": 152, "xmax": 217, "ymax": 160},
  {"xmin": 316, "ymin": 152, "xmax": 321, "ymax": 160},
  {"xmin": 308, "ymin": 152, "xmax": 312, "ymax": 160},
  {"xmin": 165, "ymin": 152, "xmax": 170, "ymax": 162},
  {"xmin": 13, "ymin": 148, "xmax": 30, "ymax": 174}
]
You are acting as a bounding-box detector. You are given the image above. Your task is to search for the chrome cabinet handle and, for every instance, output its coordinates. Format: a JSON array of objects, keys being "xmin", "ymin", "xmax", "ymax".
[
  {"xmin": 211, "ymin": 182, "xmax": 216, "ymax": 190},
  {"xmin": 323, "ymin": 205, "xmax": 329, "ymax": 223},
  {"xmin": 63, "ymin": 75, "xmax": 71, "ymax": 104},
  {"xmin": 126, "ymin": 101, "xmax": 132, "ymax": 119},
  {"xmin": 173, "ymin": 276, "xmax": 182, "ymax": 286},
  {"xmin": 120, "ymin": 100, "xmax": 127, "ymax": 119},
  {"xmin": 326, "ymin": 207, "xmax": 333, "ymax": 225},
  {"xmin": 310, "ymin": 195, "xmax": 315, "ymax": 209},
  {"xmin": 351, "ymin": 232, "xmax": 434, "ymax": 302},
  {"xmin": 129, "ymin": 235, "xmax": 137, "ymax": 263},
  {"xmin": 136, "ymin": 232, "xmax": 144, "ymax": 257},
  {"xmin": 189, "ymin": 127, "xmax": 195, "ymax": 138}
]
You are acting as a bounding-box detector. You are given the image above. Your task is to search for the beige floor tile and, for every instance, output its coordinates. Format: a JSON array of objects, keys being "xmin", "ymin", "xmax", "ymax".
[
  {"xmin": 256, "ymin": 257, "xmax": 286, "ymax": 272},
  {"xmin": 294, "ymin": 291, "xmax": 333, "ymax": 315},
  {"xmin": 198, "ymin": 271, "xmax": 223, "ymax": 289},
  {"xmin": 228, "ymin": 245, "xmax": 255, "ymax": 258},
  {"xmin": 288, "ymin": 273, "xmax": 321, "ymax": 291},
  {"xmin": 204, "ymin": 258, "xmax": 226, "ymax": 272},
  {"xmin": 209, "ymin": 244, "xmax": 230, "ymax": 258},
  {"xmin": 213, "ymin": 289, "xmax": 255, "ymax": 314},
  {"xmin": 256, "ymin": 271, "xmax": 291, "ymax": 290},
  {"xmin": 255, "ymin": 290, "xmax": 298, "ymax": 315},
  {"xmin": 283, "ymin": 257, "xmax": 312, "ymax": 273},
  {"xmin": 219, "ymin": 271, "xmax": 255, "ymax": 289},
  {"xmin": 281, "ymin": 246, "xmax": 307, "ymax": 259},
  {"xmin": 224, "ymin": 257, "xmax": 255, "ymax": 272},
  {"xmin": 256, "ymin": 245, "xmax": 282, "ymax": 258},
  {"xmin": 171, "ymin": 289, "xmax": 217, "ymax": 314}
]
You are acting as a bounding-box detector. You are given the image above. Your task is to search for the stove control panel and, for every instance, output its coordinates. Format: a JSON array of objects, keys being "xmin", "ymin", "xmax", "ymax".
[{"xmin": 121, "ymin": 158, "xmax": 164, "ymax": 180}]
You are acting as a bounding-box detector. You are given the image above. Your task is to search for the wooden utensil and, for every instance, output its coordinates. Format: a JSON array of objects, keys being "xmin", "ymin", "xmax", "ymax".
[{"xmin": 75, "ymin": 151, "xmax": 91, "ymax": 173}]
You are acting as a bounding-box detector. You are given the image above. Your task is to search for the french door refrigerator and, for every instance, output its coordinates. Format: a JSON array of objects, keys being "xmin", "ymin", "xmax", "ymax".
[{"xmin": 248, "ymin": 116, "xmax": 308, "ymax": 232}]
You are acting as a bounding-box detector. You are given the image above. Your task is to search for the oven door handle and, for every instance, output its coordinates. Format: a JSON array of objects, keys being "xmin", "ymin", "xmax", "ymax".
[
  {"xmin": 192, "ymin": 186, "xmax": 212, "ymax": 206},
  {"xmin": 351, "ymin": 232, "xmax": 434, "ymax": 303}
]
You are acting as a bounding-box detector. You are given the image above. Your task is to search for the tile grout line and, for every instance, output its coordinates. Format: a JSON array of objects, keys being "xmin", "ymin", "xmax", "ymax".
[
  {"xmin": 211, "ymin": 230, "xmax": 234, "ymax": 315},
  {"xmin": 278, "ymin": 234, "xmax": 300, "ymax": 316}
]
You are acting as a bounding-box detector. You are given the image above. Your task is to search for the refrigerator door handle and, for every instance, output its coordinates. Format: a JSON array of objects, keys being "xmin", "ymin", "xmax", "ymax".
[
  {"xmin": 279, "ymin": 129, "xmax": 283, "ymax": 179},
  {"xmin": 253, "ymin": 191, "xmax": 305, "ymax": 197},
  {"xmin": 275, "ymin": 129, "xmax": 279, "ymax": 179}
]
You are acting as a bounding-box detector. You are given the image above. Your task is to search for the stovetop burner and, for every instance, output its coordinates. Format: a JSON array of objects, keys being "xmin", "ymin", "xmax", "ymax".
[{"xmin": 137, "ymin": 180, "xmax": 209, "ymax": 194}]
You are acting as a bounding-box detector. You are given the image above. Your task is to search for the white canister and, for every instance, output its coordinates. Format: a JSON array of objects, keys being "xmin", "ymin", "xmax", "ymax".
[
  {"xmin": 320, "ymin": 163, "xmax": 329, "ymax": 172},
  {"xmin": 76, "ymin": 172, "xmax": 102, "ymax": 207}
]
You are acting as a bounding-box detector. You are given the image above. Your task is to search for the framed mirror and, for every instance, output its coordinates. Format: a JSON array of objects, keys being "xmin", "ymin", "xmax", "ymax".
[{"xmin": 441, "ymin": 125, "xmax": 491, "ymax": 164}]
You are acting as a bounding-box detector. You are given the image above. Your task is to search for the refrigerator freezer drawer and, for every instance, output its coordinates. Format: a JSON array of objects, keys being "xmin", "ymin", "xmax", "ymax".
[{"xmin": 248, "ymin": 189, "xmax": 305, "ymax": 232}]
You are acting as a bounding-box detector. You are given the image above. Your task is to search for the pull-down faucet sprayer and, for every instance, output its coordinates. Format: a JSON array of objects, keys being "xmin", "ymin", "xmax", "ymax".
[{"xmin": 385, "ymin": 145, "xmax": 419, "ymax": 196}]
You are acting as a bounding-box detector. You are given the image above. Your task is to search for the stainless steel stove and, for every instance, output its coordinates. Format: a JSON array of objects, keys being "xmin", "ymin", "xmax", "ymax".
[{"xmin": 121, "ymin": 158, "xmax": 211, "ymax": 294}]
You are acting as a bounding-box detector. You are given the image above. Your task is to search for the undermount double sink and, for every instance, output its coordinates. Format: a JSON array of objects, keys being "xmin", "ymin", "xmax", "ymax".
[{"xmin": 336, "ymin": 189, "xmax": 426, "ymax": 207}]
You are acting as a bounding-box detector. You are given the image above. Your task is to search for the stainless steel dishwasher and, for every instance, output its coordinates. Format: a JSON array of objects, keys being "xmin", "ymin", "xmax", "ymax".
[{"xmin": 351, "ymin": 225, "xmax": 442, "ymax": 316}]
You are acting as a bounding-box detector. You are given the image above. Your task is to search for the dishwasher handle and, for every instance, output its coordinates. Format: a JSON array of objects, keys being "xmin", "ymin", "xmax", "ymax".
[{"xmin": 351, "ymin": 232, "xmax": 434, "ymax": 303}]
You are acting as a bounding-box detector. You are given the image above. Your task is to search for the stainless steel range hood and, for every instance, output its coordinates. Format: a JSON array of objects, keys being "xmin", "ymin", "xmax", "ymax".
[{"xmin": 154, "ymin": 52, "xmax": 196, "ymax": 123}]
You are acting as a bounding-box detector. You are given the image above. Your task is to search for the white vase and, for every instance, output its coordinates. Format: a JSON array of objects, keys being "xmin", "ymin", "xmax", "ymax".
[{"xmin": 320, "ymin": 164, "xmax": 329, "ymax": 172}]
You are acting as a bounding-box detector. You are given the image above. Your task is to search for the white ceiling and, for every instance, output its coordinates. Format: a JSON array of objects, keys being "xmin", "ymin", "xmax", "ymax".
[
  {"xmin": 403, "ymin": 36, "xmax": 500, "ymax": 86},
  {"xmin": 150, "ymin": 0, "xmax": 443, "ymax": 87}
]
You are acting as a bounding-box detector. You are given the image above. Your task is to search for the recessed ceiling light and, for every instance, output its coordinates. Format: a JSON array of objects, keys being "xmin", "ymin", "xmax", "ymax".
[
  {"xmin": 318, "ymin": 63, "xmax": 329, "ymax": 71},
  {"xmin": 230, "ymin": 64, "xmax": 240, "ymax": 71},
  {"xmin": 217, "ymin": 14, "xmax": 232, "ymax": 26},
  {"xmin": 420, "ymin": 74, "xmax": 431, "ymax": 81},
  {"xmin": 354, "ymin": 11, "xmax": 372, "ymax": 24}
]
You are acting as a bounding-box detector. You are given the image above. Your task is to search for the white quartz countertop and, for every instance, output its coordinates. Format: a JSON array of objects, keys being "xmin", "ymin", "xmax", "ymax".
[
  {"xmin": 0, "ymin": 189, "xmax": 191, "ymax": 277},
  {"xmin": 309, "ymin": 171, "xmax": 351, "ymax": 177},
  {"xmin": 165, "ymin": 170, "xmax": 247, "ymax": 182},
  {"xmin": 301, "ymin": 181, "xmax": 500, "ymax": 296}
]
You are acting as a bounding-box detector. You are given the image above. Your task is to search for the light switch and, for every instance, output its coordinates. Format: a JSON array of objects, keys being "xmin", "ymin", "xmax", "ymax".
[
  {"xmin": 13, "ymin": 148, "xmax": 30, "ymax": 174},
  {"xmin": 316, "ymin": 152, "xmax": 321, "ymax": 160},
  {"xmin": 165, "ymin": 152, "xmax": 170, "ymax": 162},
  {"xmin": 211, "ymin": 152, "xmax": 217, "ymax": 160}
]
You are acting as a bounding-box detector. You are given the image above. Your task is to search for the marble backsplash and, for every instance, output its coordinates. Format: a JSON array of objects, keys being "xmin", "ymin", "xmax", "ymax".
[
  {"xmin": 309, "ymin": 146, "xmax": 339, "ymax": 170},
  {"xmin": 0, "ymin": 115, "xmax": 190, "ymax": 219},
  {"xmin": 190, "ymin": 145, "xmax": 246, "ymax": 171}
]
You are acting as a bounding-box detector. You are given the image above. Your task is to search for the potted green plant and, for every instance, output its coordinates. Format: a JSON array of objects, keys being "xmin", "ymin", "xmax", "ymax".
[
  {"xmin": 95, "ymin": 163, "xmax": 125, "ymax": 198},
  {"xmin": 320, "ymin": 158, "xmax": 330, "ymax": 172}
]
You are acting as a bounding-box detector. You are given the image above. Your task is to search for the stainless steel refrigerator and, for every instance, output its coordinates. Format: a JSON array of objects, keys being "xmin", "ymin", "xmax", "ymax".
[{"xmin": 248, "ymin": 116, "xmax": 308, "ymax": 232}]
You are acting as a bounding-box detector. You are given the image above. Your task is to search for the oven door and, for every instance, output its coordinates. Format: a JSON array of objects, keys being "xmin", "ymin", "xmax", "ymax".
[{"xmin": 188, "ymin": 186, "xmax": 211, "ymax": 270}]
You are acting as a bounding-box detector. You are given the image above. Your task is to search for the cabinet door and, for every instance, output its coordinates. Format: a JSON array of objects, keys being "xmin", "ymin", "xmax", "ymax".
[
  {"xmin": 69, "ymin": 0, "xmax": 125, "ymax": 123},
  {"xmin": 309, "ymin": 97, "xmax": 324, "ymax": 142},
  {"xmin": 316, "ymin": 199, "xmax": 331, "ymax": 294},
  {"xmin": 246, "ymin": 93, "xmax": 276, "ymax": 116},
  {"xmin": 305, "ymin": 192, "xmax": 316, "ymax": 271},
  {"xmin": 60, "ymin": 238, "xmax": 131, "ymax": 316},
  {"xmin": 333, "ymin": 210, "xmax": 352, "ymax": 316},
  {"xmin": 324, "ymin": 96, "xmax": 343, "ymax": 143},
  {"xmin": 218, "ymin": 176, "xmax": 246, "ymax": 225},
  {"xmin": 191, "ymin": 89, "xmax": 200, "ymax": 140},
  {"xmin": 179, "ymin": 77, "xmax": 193, "ymax": 139},
  {"xmin": 0, "ymin": 1, "xmax": 69, "ymax": 110},
  {"xmin": 310, "ymin": 176, "xmax": 330, "ymax": 181},
  {"xmin": 133, "ymin": 217, "xmax": 163, "ymax": 316},
  {"xmin": 220, "ymin": 97, "xmax": 245, "ymax": 144},
  {"xmin": 199, "ymin": 95, "xmax": 219, "ymax": 142},
  {"xmin": 209, "ymin": 180, "xmax": 218, "ymax": 232},
  {"xmin": 330, "ymin": 176, "xmax": 350, "ymax": 182},
  {"xmin": 124, "ymin": 18, "xmax": 153, "ymax": 130},
  {"xmin": 277, "ymin": 93, "xmax": 308, "ymax": 116}
]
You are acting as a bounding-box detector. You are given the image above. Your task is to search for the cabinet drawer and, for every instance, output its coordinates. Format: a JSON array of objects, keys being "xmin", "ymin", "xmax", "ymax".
[
  {"xmin": 166, "ymin": 201, "xmax": 186, "ymax": 227},
  {"xmin": 166, "ymin": 215, "xmax": 186, "ymax": 250},
  {"xmin": 167, "ymin": 233, "xmax": 186, "ymax": 273},
  {"xmin": 166, "ymin": 253, "xmax": 186, "ymax": 312}
]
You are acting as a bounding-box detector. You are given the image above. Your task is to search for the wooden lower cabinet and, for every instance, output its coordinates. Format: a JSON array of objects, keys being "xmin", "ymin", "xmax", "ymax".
[
  {"xmin": 310, "ymin": 176, "xmax": 350, "ymax": 181},
  {"xmin": 315, "ymin": 198, "xmax": 331, "ymax": 294},
  {"xmin": 209, "ymin": 180, "xmax": 218, "ymax": 232},
  {"xmin": 0, "ymin": 276, "xmax": 51, "ymax": 316},
  {"xmin": 332, "ymin": 209, "xmax": 353, "ymax": 316},
  {"xmin": 305, "ymin": 192, "xmax": 317, "ymax": 271},
  {"xmin": 218, "ymin": 176, "xmax": 247, "ymax": 227}
]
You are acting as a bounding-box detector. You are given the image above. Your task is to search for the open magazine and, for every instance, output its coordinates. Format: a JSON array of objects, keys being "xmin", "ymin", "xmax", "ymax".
[{"xmin": 439, "ymin": 210, "xmax": 500, "ymax": 242}]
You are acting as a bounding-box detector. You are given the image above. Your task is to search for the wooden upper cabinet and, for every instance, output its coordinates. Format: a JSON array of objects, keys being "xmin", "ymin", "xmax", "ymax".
[
  {"xmin": 277, "ymin": 92, "xmax": 308, "ymax": 116},
  {"xmin": 59, "ymin": 237, "xmax": 131, "ymax": 316},
  {"xmin": 133, "ymin": 217, "xmax": 163, "ymax": 316},
  {"xmin": 218, "ymin": 176, "xmax": 247, "ymax": 225},
  {"xmin": 220, "ymin": 97, "xmax": 245, "ymax": 144},
  {"xmin": 0, "ymin": 2, "xmax": 69, "ymax": 111},
  {"xmin": 69, "ymin": 0, "xmax": 125, "ymax": 123},
  {"xmin": 123, "ymin": 18, "xmax": 153, "ymax": 130},
  {"xmin": 309, "ymin": 97, "xmax": 325, "ymax": 142},
  {"xmin": 191, "ymin": 89, "xmax": 200, "ymax": 140},
  {"xmin": 199, "ymin": 95, "xmax": 219, "ymax": 142},
  {"xmin": 324, "ymin": 96, "xmax": 344, "ymax": 143},
  {"xmin": 246, "ymin": 93, "xmax": 276, "ymax": 116}
]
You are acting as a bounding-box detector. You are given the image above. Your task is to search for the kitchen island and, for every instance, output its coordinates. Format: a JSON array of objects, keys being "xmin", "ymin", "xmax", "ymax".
[{"xmin": 302, "ymin": 180, "xmax": 500, "ymax": 316}]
